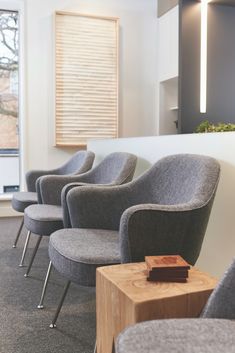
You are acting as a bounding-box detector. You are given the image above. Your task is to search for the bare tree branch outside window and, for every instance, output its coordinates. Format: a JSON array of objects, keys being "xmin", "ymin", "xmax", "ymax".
[{"xmin": 0, "ymin": 10, "xmax": 19, "ymax": 149}]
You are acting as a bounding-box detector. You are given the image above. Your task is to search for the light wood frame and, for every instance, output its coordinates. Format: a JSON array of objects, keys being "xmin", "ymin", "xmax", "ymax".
[{"xmin": 54, "ymin": 11, "xmax": 119, "ymax": 147}]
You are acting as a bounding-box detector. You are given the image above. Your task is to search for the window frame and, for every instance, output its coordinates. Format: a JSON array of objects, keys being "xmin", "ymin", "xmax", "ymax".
[{"xmin": 0, "ymin": 0, "xmax": 25, "ymax": 194}]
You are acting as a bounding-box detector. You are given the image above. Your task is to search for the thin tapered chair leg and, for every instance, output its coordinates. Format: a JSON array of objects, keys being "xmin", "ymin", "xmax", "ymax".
[
  {"xmin": 24, "ymin": 235, "xmax": 43, "ymax": 277},
  {"xmin": 37, "ymin": 261, "xmax": 53, "ymax": 309},
  {"xmin": 50, "ymin": 280, "xmax": 71, "ymax": 328},
  {"xmin": 19, "ymin": 230, "xmax": 31, "ymax": 267},
  {"xmin": 12, "ymin": 218, "xmax": 24, "ymax": 248},
  {"xmin": 112, "ymin": 339, "xmax": 116, "ymax": 353},
  {"xmin": 94, "ymin": 341, "xmax": 97, "ymax": 353}
]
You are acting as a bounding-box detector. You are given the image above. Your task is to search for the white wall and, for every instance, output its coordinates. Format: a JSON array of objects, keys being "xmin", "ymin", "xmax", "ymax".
[
  {"xmin": 88, "ymin": 132, "xmax": 235, "ymax": 278},
  {"xmin": 24, "ymin": 0, "xmax": 158, "ymax": 172},
  {"xmin": 158, "ymin": 5, "xmax": 178, "ymax": 82},
  {"xmin": 0, "ymin": 0, "xmax": 158, "ymax": 216}
]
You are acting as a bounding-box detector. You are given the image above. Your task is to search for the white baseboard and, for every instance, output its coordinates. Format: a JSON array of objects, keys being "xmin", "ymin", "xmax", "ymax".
[{"xmin": 0, "ymin": 207, "xmax": 20, "ymax": 218}]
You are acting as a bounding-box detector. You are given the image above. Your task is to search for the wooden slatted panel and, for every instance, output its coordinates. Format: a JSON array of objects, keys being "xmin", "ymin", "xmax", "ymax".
[{"xmin": 55, "ymin": 12, "xmax": 119, "ymax": 146}]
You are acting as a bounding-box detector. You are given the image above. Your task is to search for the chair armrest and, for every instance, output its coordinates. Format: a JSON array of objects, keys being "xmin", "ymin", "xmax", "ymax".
[
  {"xmin": 66, "ymin": 183, "xmax": 137, "ymax": 230},
  {"xmin": 35, "ymin": 177, "xmax": 43, "ymax": 204},
  {"xmin": 119, "ymin": 202, "xmax": 212, "ymax": 265},
  {"xmin": 26, "ymin": 169, "xmax": 59, "ymax": 192},
  {"xmin": 62, "ymin": 182, "xmax": 119, "ymax": 227},
  {"xmin": 61, "ymin": 182, "xmax": 90, "ymax": 228}
]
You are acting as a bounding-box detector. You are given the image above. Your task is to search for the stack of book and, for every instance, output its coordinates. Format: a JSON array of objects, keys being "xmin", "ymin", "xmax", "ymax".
[{"xmin": 145, "ymin": 255, "xmax": 190, "ymax": 283}]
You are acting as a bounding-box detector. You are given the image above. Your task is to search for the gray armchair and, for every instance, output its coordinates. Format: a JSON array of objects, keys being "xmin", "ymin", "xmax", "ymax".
[
  {"xmin": 47, "ymin": 154, "xmax": 220, "ymax": 328},
  {"xmin": 25, "ymin": 150, "xmax": 95, "ymax": 193},
  {"xmin": 116, "ymin": 258, "xmax": 235, "ymax": 353},
  {"xmin": 23, "ymin": 152, "xmax": 137, "ymax": 283},
  {"xmin": 37, "ymin": 151, "xmax": 137, "ymax": 206},
  {"xmin": 11, "ymin": 150, "xmax": 95, "ymax": 266}
]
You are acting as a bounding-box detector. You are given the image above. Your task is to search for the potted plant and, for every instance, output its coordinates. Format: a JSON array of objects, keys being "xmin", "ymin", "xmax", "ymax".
[{"xmin": 195, "ymin": 120, "xmax": 235, "ymax": 133}]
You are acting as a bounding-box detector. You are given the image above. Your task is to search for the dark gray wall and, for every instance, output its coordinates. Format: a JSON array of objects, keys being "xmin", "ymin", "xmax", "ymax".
[
  {"xmin": 208, "ymin": 1, "xmax": 235, "ymax": 6},
  {"xmin": 207, "ymin": 5, "xmax": 235, "ymax": 124},
  {"xmin": 179, "ymin": 1, "xmax": 235, "ymax": 133}
]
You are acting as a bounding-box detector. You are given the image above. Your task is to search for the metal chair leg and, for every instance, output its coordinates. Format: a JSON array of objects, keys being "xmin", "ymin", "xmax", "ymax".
[
  {"xmin": 50, "ymin": 280, "xmax": 71, "ymax": 328},
  {"xmin": 94, "ymin": 341, "xmax": 97, "ymax": 353},
  {"xmin": 12, "ymin": 218, "xmax": 24, "ymax": 248},
  {"xmin": 37, "ymin": 261, "xmax": 53, "ymax": 309},
  {"xmin": 112, "ymin": 339, "xmax": 116, "ymax": 353},
  {"xmin": 19, "ymin": 230, "xmax": 31, "ymax": 267},
  {"xmin": 24, "ymin": 235, "xmax": 43, "ymax": 277}
]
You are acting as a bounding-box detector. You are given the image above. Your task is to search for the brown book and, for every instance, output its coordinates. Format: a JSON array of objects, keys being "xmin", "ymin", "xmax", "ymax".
[
  {"xmin": 147, "ymin": 276, "xmax": 187, "ymax": 283},
  {"xmin": 148, "ymin": 269, "xmax": 189, "ymax": 277},
  {"xmin": 145, "ymin": 255, "xmax": 190, "ymax": 271},
  {"xmin": 147, "ymin": 269, "xmax": 189, "ymax": 279}
]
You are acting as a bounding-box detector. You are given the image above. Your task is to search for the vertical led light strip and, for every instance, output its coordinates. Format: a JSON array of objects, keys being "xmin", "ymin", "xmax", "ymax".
[{"xmin": 200, "ymin": 0, "xmax": 209, "ymax": 113}]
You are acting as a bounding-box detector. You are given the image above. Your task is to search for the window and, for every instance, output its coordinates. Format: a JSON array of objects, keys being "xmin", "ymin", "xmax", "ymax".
[
  {"xmin": 55, "ymin": 12, "xmax": 119, "ymax": 147},
  {"xmin": 0, "ymin": 10, "xmax": 19, "ymax": 194}
]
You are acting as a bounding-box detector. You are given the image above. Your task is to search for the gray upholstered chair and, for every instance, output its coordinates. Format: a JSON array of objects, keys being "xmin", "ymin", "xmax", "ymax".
[
  {"xmin": 115, "ymin": 258, "xmax": 235, "ymax": 353},
  {"xmin": 11, "ymin": 150, "xmax": 95, "ymax": 266},
  {"xmin": 47, "ymin": 154, "xmax": 220, "ymax": 328},
  {"xmin": 23, "ymin": 152, "xmax": 137, "ymax": 285}
]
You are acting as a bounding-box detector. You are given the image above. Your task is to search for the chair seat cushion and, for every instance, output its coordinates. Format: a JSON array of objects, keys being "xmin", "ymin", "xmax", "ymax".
[
  {"xmin": 12, "ymin": 192, "xmax": 38, "ymax": 213},
  {"xmin": 24, "ymin": 204, "xmax": 63, "ymax": 236},
  {"xmin": 49, "ymin": 228, "xmax": 120, "ymax": 286},
  {"xmin": 116, "ymin": 318, "xmax": 235, "ymax": 353}
]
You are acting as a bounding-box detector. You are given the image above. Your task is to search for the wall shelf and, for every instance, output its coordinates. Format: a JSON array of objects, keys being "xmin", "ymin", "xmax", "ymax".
[
  {"xmin": 158, "ymin": 4, "xmax": 179, "ymax": 135},
  {"xmin": 159, "ymin": 76, "xmax": 179, "ymax": 135}
]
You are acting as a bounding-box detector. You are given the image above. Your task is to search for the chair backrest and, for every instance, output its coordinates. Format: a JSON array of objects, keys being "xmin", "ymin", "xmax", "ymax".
[
  {"xmin": 119, "ymin": 154, "xmax": 220, "ymax": 265},
  {"xmin": 134, "ymin": 154, "xmax": 220, "ymax": 206},
  {"xmin": 61, "ymin": 152, "xmax": 137, "ymax": 228},
  {"xmin": 26, "ymin": 150, "xmax": 95, "ymax": 193},
  {"xmin": 79, "ymin": 152, "xmax": 137, "ymax": 185},
  {"xmin": 201, "ymin": 258, "xmax": 235, "ymax": 320},
  {"xmin": 58, "ymin": 150, "xmax": 95, "ymax": 175}
]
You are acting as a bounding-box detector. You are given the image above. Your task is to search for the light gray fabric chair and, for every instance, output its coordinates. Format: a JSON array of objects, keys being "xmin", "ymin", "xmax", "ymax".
[
  {"xmin": 201, "ymin": 258, "xmax": 235, "ymax": 319},
  {"xmin": 115, "ymin": 258, "xmax": 235, "ymax": 353},
  {"xmin": 48, "ymin": 154, "xmax": 220, "ymax": 328},
  {"xmin": 12, "ymin": 150, "xmax": 95, "ymax": 266},
  {"xmin": 116, "ymin": 319, "xmax": 235, "ymax": 353},
  {"xmin": 23, "ymin": 152, "xmax": 137, "ymax": 284}
]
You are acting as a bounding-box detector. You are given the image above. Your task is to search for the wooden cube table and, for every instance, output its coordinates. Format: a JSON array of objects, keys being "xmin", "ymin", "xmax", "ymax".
[{"xmin": 96, "ymin": 262, "xmax": 217, "ymax": 353}]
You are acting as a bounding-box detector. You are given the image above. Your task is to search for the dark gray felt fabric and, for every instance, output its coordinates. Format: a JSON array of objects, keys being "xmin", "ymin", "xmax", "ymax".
[
  {"xmin": 12, "ymin": 191, "xmax": 38, "ymax": 213},
  {"xmin": 65, "ymin": 154, "xmax": 220, "ymax": 265},
  {"xmin": 26, "ymin": 150, "xmax": 95, "ymax": 192},
  {"xmin": 49, "ymin": 228, "xmax": 120, "ymax": 286},
  {"xmin": 116, "ymin": 319, "xmax": 235, "ymax": 353},
  {"xmin": 12, "ymin": 151, "xmax": 95, "ymax": 215},
  {"xmin": 201, "ymin": 258, "xmax": 235, "ymax": 319},
  {"xmin": 24, "ymin": 152, "xmax": 137, "ymax": 237},
  {"xmin": 49, "ymin": 154, "xmax": 220, "ymax": 290},
  {"xmin": 24, "ymin": 205, "xmax": 63, "ymax": 236},
  {"xmin": 39, "ymin": 152, "xmax": 137, "ymax": 205}
]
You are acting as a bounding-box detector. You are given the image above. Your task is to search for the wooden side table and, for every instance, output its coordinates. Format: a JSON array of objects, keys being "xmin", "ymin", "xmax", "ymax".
[{"xmin": 96, "ymin": 262, "xmax": 217, "ymax": 353}]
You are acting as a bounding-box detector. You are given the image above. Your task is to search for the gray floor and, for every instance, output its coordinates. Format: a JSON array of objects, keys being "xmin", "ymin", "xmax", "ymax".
[{"xmin": 0, "ymin": 217, "xmax": 96, "ymax": 353}]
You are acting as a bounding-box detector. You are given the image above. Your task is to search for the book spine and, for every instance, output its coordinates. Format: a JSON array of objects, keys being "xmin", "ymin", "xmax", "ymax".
[
  {"xmin": 147, "ymin": 277, "xmax": 187, "ymax": 283},
  {"xmin": 147, "ymin": 269, "xmax": 189, "ymax": 278},
  {"xmin": 146, "ymin": 262, "xmax": 190, "ymax": 272}
]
